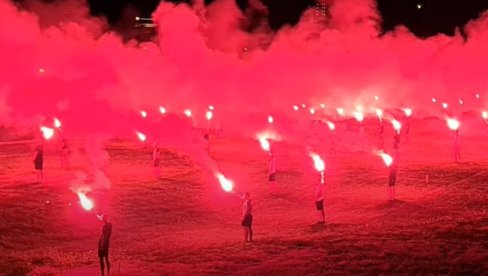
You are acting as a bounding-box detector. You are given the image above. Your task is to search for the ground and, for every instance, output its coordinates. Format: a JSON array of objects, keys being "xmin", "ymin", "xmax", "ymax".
[{"xmin": 0, "ymin": 119, "xmax": 487, "ymax": 275}]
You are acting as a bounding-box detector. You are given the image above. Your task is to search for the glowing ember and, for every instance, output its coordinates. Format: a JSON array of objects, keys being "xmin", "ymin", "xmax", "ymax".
[
  {"xmin": 353, "ymin": 111, "xmax": 364, "ymax": 122},
  {"xmin": 310, "ymin": 152, "xmax": 325, "ymax": 172},
  {"xmin": 375, "ymin": 109, "xmax": 383, "ymax": 120},
  {"xmin": 216, "ymin": 173, "xmax": 234, "ymax": 192},
  {"xmin": 53, "ymin": 118, "xmax": 62, "ymax": 128},
  {"xmin": 140, "ymin": 110, "xmax": 147, "ymax": 118},
  {"xmin": 40, "ymin": 126, "xmax": 54, "ymax": 140},
  {"xmin": 403, "ymin": 108, "xmax": 412, "ymax": 117},
  {"xmin": 392, "ymin": 119, "xmax": 402, "ymax": 133},
  {"xmin": 184, "ymin": 109, "xmax": 192, "ymax": 117},
  {"xmin": 258, "ymin": 136, "xmax": 270, "ymax": 151},
  {"xmin": 482, "ymin": 111, "xmax": 488, "ymax": 120},
  {"xmin": 208, "ymin": 105, "xmax": 215, "ymax": 110},
  {"xmin": 206, "ymin": 111, "xmax": 213, "ymax": 121},
  {"xmin": 159, "ymin": 106, "xmax": 166, "ymax": 114},
  {"xmin": 446, "ymin": 118, "xmax": 460, "ymax": 130},
  {"xmin": 310, "ymin": 108, "xmax": 315, "ymax": 115},
  {"xmin": 378, "ymin": 151, "xmax": 393, "ymax": 167},
  {"xmin": 326, "ymin": 121, "xmax": 335, "ymax": 131},
  {"xmin": 442, "ymin": 103, "xmax": 448, "ymax": 109},
  {"xmin": 77, "ymin": 192, "xmax": 94, "ymax": 211},
  {"xmin": 136, "ymin": 131, "xmax": 146, "ymax": 142},
  {"xmin": 268, "ymin": 115, "xmax": 274, "ymax": 124},
  {"xmin": 336, "ymin": 107, "xmax": 345, "ymax": 116},
  {"xmin": 293, "ymin": 105, "xmax": 299, "ymax": 111}
]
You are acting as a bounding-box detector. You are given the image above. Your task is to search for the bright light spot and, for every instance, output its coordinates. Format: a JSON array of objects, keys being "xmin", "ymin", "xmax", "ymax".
[
  {"xmin": 77, "ymin": 191, "xmax": 94, "ymax": 211},
  {"xmin": 301, "ymin": 104, "xmax": 306, "ymax": 108},
  {"xmin": 446, "ymin": 118, "xmax": 460, "ymax": 130},
  {"xmin": 458, "ymin": 99, "xmax": 463, "ymax": 105},
  {"xmin": 293, "ymin": 105, "xmax": 299, "ymax": 111},
  {"xmin": 135, "ymin": 16, "xmax": 140, "ymax": 20},
  {"xmin": 442, "ymin": 103, "xmax": 448, "ymax": 109},
  {"xmin": 310, "ymin": 152, "xmax": 325, "ymax": 172},
  {"xmin": 159, "ymin": 106, "xmax": 166, "ymax": 114},
  {"xmin": 326, "ymin": 121, "xmax": 335, "ymax": 131},
  {"xmin": 378, "ymin": 151, "xmax": 393, "ymax": 167},
  {"xmin": 206, "ymin": 111, "xmax": 213, "ymax": 121},
  {"xmin": 416, "ymin": 3, "xmax": 422, "ymax": 9},
  {"xmin": 353, "ymin": 111, "xmax": 364, "ymax": 122},
  {"xmin": 140, "ymin": 110, "xmax": 147, "ymax": 118},
  {"xmin": 432, "ymin": 98, "xmax": 437, "ymax": 103},
  {"xmin": 482, "ymin": 111, "xmax": 488, "ymax": 120},
  {"xmin": 53, "ymin": 118, "xmax": 62, "ymax": 128},
  {"xmin": 136, "ymin": 131, "xmax": 146, "ymax": 142},
  {"xmin": 258, "ymin": 136, "xmax": 270, "ymax": 151},
  {"xmin": 403, "ymin": 108, "xmax": 412, "ymax": 117},
  {"xmin": 355, "ymin": 105, "xmax": 363, "ymax": 112},
  {"xmin": 40, "ymin": 126, "xmax": 54, "ymax": 140},
  {"xmin": 392, "ymin": 119, "xmax": 402, "ymax": 133},
  {"xmin": 208, "ymin": 105, "xmax": 214, "ymax": 110},
  {"xmin": 320, "ymin": 103, "xmax": 326, "ymax": 108},
  {"xmin": 268, "ymin": 115, "xmax": 274, "ymax": 124},
  {"xmin": 375, "ymin": 109, "xmax": 383, "ymax": 119},
  {"xmin": 310, "ymin": 108, "xmax": 315, "ymax": 115},
  {"xmin": 336, "ymin": 108, "xmax": 344, "ymax": 116},
  {"xmin": 476, "ymin": 94, "xmax": 480, "ymax": 99},
  {"xmin": 216, "ymin": 173, "xmax": 234, "ymax": 192},
  {"xmin": 184, "ymin": 109, "xmax": 192, "ymax": 117},
  {"xmin": 38, "ymin": 68, "xmax": 45, "ymax": 74},
  {"xmin": 374, "ymin": 95, "xmax": 379, "ymax": 101}
]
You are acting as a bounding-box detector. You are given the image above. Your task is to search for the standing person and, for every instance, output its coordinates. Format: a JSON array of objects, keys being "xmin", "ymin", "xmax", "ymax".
[
  {"xmin": 388, "ymin": 163, "xmax": 398, "ymax": 201},
  {"xmin": 98, "ymin": 214, "xmax": 112, "ymax": 276},
  {"xmin": 33, "ymin": 144, "xmax": 44, "ymax": 183},
  {"xmin": 314, "ymin": 175, "xmax": 325, "ymax": 224},
  {"xmin": 152, "ymin": 143, "xmax": 161, "ymax": 178},
  {"xmin": 393, "ymin": 133, "xmax": 400, "ymax": 160},
  {"xmin": 60, "ymin": 139, "xmax": 70, "ymax": 170},
  {"xmin": 240, "ymin": 192, "xmax": 253, "ymax": 242},
  {"xmin": 268, "ymin": 152, "xmax": 277, "ymax": 193},
  {"xmin": 454, "ymin": 129, "xmax": 460, "ymax": 163}
]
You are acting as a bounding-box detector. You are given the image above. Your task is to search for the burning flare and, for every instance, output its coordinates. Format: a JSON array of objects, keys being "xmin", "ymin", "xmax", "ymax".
[
  {"xmin": 140, "ymin": 110, "xmax": 147, "ymax": 118},
  {"xmin": 136, "ymin": 131, "xmax": 146, "ymax": 142},
  {"xmin": 258, "ymin": 136, "xmax": 270, "ymax": 151},
  {"xmin": 375, "ymin": 109, "xmax": 383, "ymax": 121},
  {"xmin": 184, "ymin": 109, "xmax": 192, "ymax": 117},
  {"xmin": 446, "ymin": 118, "xmax": 460, "ymax": 130},
  {"xmin": 40, "ymin": 126, "xmax": 54, "ymax": 140},
  {"xmin": 442, "ymin": 103, "xmax": 448, "ymax": 109},
  {"xmin": 77, "ymin": 191, "xmax": 94, "ymax": 211},
  {"xmin": 53, "ymin": 118, "xmax": 62, "ymax": 128},
  {"xmin": 378, "ymin": 151, "xmax": 393, "ymax": 167},
  {"xmin": 353, "ymin": 111, "xmax": 364, "ymax": 122},
  {"xmin": 403, "ymin": 108, "xmax": 412, "ymax": 117},
  {"xmin": 206, "ymin": 111, "xmax": 213, "ymax": 121},
  {"xmin": 159, "ymin": 106, "xmax": 166, "ymax": 114},
  {"xmin": 216, "ymin": 173, "xmax": 234, "ymax": 192},
  {"xmin": 268, "ymin": 115, "xmax": 274, "ymax": 124},
  {"xmin": 482, "ymin": 111, "xmax": 488, "ymax": 120},
  {"xmin": 310, "ymin": 152, "xmax": 325, "ymax": 172},
  {"xmin": 326, "ymin": 121, "xmax": 335, "ymax": 131},
  {"xmin": 309, "ymin": 108, "xmax": 315, "ymax": 115},
  {"xmin": 293, "ymin": 105, "xmax": 299, "ymax": 111},
  {"xmin": 336, "ymin": 107, "xmax": 344, "ymax": 116},
  {"xmin": 392, "ymin": 119, "xmax": 402, "ymax": 133}
]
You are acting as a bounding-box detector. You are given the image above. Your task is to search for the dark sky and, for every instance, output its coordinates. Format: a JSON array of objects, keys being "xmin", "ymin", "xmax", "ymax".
[{"xmin": 87, "ymin": 0, "xmax": 488, "ymax": 37}]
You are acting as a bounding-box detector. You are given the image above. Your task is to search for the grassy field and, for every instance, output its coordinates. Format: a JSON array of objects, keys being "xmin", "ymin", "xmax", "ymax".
[{"xmin": 0, "ymin": 121, "xmax": 488, "ymax": 275}]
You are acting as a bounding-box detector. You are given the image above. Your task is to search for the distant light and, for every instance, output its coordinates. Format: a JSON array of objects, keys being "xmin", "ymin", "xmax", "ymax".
[
  {"xmin": 320, "ymin": 103, "xmax": 325, "ymax": 108},
  {"xmin": 446, "ymin": 118, "xmax": 460, "ymax": 130},
  {"xmin": 310, "ymin": 108, "xmax": 316, "ymax": 115},
  {"xmin": 403, "ymin": 108, "xmax": 412, "ymax": 117},
  {"xmin": 432, "ymin": 98, "xmax": 437, "ymax": 103},
  {"xmin": 206, "ymin": 111, "xmax": 213, "ymax": 121},
  {"xmin": 53, "ymin": 118, "xmax": 62, "ymax": 128},
  {"xmin": 159, "ymin": 106, "xmax": 166, "ymax": 114},
  {"xmin": 442, "ymin": 103, "xmax": 448, "ymax": 109},
  {"xmin": 458, "ymin": 99, "xmax": 463, "ymax": 105},
  {"xmin": 476, "ymin": 94, "xmax": 480, "ymax": 99},
  {"xmin": 135, "ymin": 16, "xmax": 140, "ymax": 21},
  {"xmin": 416, "ymin": 3, "xmax": 422, "ymax": 9},
  {"xmin": 336, "ymin": 107, "xmax": 344, "ymax": 116},
  {"xmin": 268, "ymin": 116, "xmax": 274, "ymax": 124},
  {"xmin": 38, "ymin": 68, "xmax": 45, "ymax": 74},
  {"xmin": 184, "ymin": 109, "xmax": 192, "ymax": 117},
  {"xmin": 140, "ymin": 110, "xmax": 147, "ymax": 118},
  {"xmin": 482, "ymin": 111, "xmax": 488, "ymax": 120},
  {"xmin": 301, "ymin": 104, "xmax": 306, "ymax": 108},
  {"xmin": 355, "ymin": 105, "xmax": 363, "ymax": 112},
  {"xmin": 208, "ymin": 105, "xmax": 215, "ymax": 110},
  {"xmin": 293, "ymin": 105, "xmax": 299, "ymax": 111},
  {"xmin": 353, "ymin": 111, "xmax": 364, "ymax": 122},
  {"xmin": 374, "ymin": 95, "xmax": 379, "ymax": 101}
]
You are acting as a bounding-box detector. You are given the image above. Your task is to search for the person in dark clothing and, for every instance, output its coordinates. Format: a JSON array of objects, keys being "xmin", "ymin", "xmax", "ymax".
[
  {"xmin": 388, "ymin": 164, "xmax": 398, "ymax": 201},
  {"xmin": 98, "ymin": 214, "xmax": 112, "ymax": 276},
  {"xmin": 239, "ymin": 192, "xmax": 253, "ymax": 242},
  {"xmin": 393, "ymin": 133, "xmax": 400, "ymax": 159},
  {"xmin": 60, "ymin": 139, "xmax": 70, "ymax": 170},
  {"xmin": 33, "ymin": 144, "xmax": 44, "ymax": 183}
]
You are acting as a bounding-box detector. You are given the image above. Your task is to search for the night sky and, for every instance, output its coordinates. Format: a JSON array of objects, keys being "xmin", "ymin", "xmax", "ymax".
[{"xmin": 86, "ymin": 0, "xmax": 488, "ymax": 38}]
